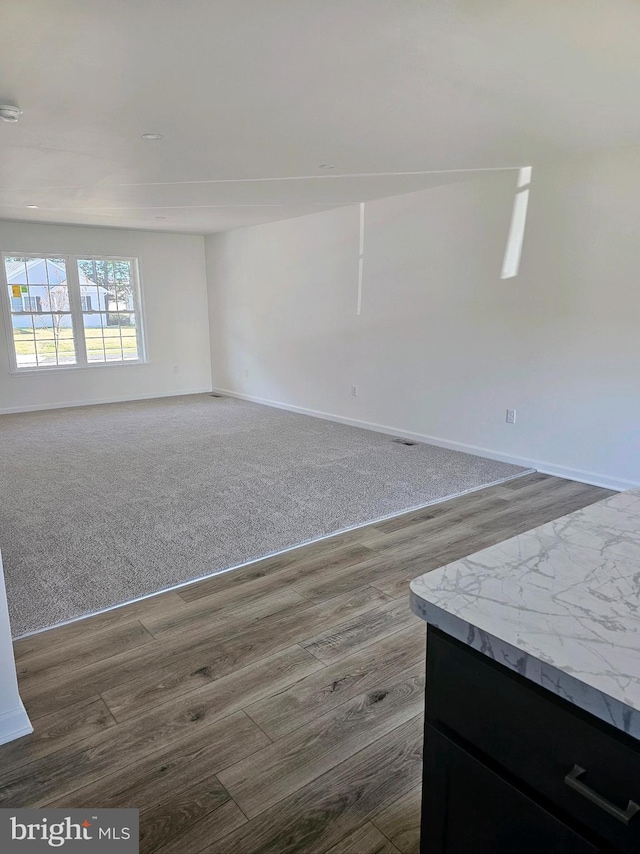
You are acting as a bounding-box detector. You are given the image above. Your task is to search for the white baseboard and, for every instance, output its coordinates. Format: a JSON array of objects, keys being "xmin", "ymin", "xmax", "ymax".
[
  {"xmin": 0, "ymin": 387, "xmax": 213, "ymax": 416},
  {"xmin": 211, "ymin": 387, "xmax": 639, "ymax": 492},
  {"xmin": 0, "ymin": 702, "xmax": 33, "ymax": 747},
  {"xmin": 521, "ymin": 462, "xmax": 637, "ymax": 492}
]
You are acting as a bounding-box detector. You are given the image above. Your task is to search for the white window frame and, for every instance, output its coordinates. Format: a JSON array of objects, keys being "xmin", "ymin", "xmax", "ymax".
[{"xmin": 0, "ymin": 252, "xmax": 147, "ymax": 374}]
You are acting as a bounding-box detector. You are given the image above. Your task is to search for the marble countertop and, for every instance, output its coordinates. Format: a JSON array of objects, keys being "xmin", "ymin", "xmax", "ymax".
[{"xmin": 410, "ymin": 487, "xmax": 640, "ymax": 739}]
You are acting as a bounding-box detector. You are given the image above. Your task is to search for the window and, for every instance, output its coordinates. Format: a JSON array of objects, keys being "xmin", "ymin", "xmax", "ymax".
[
  {"xmin": 2, "ymin": 254, "xmax": 145, "ymax": 371},
  {"xmin": 22, "ymin": 295, "xmax": 42, "ymax": 312}
]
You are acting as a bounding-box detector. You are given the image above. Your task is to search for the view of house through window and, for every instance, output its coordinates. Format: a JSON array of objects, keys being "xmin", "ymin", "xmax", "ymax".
[{"xmin": 2, "ymin": 254, "xmax": 144, "ymax": 370}]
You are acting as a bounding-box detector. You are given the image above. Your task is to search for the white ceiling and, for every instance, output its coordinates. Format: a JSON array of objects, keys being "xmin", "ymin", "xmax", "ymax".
[{"xmin": 2, "ymin": 0, "xmax": 640, "ymax": 234}]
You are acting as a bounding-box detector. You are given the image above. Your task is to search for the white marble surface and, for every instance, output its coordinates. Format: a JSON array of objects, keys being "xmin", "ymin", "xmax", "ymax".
[{"xmin": 410, "ymin": 488, "xmax": 640, "ymax": 739}]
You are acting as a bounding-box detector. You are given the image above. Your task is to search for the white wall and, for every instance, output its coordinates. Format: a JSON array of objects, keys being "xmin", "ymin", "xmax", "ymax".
[
  {"xmin": 0, "ymin": 221, "xmax": 212, "ymax": 412},
  {"xmin": 0, "ymin": 551, "xmax": 31, "ymax": 745},
  {"xmin": 206, "ymin": 150, "xmax": 640, "ymax": 490}
]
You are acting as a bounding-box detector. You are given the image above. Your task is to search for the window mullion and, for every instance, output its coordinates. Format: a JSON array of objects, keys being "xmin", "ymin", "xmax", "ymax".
[{"xmin": 66, "ymin": 256, "xmax": 87, "ymax": 365}]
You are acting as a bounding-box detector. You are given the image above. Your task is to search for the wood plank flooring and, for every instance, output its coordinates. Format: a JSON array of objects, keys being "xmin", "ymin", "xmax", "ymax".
[{"xmin": 0, "ymin": 473, "xmax": 613, "ymax": 853}]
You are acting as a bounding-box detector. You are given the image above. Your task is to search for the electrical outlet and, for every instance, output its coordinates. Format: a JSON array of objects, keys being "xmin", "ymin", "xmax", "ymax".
[
  {"xmin": 244, "ymin": 369, "xmax": 249, "ymax": 378},
  {"xmin": 506, "ymin": 409, "xmax": 516, "ymax": 424},
  {"xmin": 351, "ymin": 384, "xmax": 358, "ymax": 397}
]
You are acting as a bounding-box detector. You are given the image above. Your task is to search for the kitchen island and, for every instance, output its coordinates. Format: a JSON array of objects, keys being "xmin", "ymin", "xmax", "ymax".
[{"xmin": 410, "ymin": 488, "xmax": 640, "ymax": 854}]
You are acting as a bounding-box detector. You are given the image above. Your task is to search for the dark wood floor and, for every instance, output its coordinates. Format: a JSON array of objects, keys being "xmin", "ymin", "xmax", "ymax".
[{"xmin": 0, "ymin": 473, "xmax": 613, "ymax": 853}]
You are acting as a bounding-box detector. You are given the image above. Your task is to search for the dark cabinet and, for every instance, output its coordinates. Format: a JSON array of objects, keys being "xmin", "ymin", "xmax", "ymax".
[
  {"xmin": 424, "ymin": 725, "xmax": 600, "ymax": 854},
  {"xmin": 422, "ymin": 627, "xmax": 640, "ymax": 854}
]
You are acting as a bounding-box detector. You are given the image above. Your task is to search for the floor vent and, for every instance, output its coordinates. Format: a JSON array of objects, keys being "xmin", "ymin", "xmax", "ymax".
[{"xmin": 392, "ymin": 438, "xmax": 418, "ymax": 446}]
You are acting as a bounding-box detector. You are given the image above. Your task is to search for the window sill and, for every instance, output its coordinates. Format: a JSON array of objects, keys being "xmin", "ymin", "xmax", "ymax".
[{"xmin": 10, "ymin": 360, "xmax": 149, "ymax": 377}]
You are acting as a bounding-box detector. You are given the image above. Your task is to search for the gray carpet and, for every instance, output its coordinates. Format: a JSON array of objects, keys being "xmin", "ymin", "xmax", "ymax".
[{"xmin": 0, "ymin": 394, "xmax": 531, "ymax": 636}]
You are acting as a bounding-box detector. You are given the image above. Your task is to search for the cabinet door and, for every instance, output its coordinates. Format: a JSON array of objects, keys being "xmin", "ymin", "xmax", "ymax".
[{"xmin": 423, "ymin": 726, "xmax": 601, "ymax": 854}]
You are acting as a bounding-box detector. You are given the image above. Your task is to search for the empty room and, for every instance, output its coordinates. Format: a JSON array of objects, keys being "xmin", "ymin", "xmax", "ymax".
[{"xmin": 1, "ymin": 2, "xmax": 639, "ymax": 853}]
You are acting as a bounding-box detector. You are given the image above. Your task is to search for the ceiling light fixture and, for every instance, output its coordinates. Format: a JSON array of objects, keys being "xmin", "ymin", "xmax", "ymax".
[
  {"xmin": 0, "ymin": 105, "xmax": 22, "ymax": 123},
  {"xmin": 319, "ymin": 163, "xmax": 336, "ymax": 170},
  {"xmin": 25, "ymin": 204, "xmax": 39, "ymax": 209},
  {"xmin": 142, "ymin": 133, "xmax": 163, "ymax": 140}
]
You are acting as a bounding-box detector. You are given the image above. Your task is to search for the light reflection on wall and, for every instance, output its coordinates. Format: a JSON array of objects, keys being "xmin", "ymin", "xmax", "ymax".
[
  {"xmin": 501, "ymin": 166, "xmax": 532, "ymax": 279},
  {"xmin": 357, "ymin": 202, "xmax": 365, "ymax": 315}
]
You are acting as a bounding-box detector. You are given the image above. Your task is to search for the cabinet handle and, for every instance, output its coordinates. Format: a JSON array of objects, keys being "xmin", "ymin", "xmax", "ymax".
[{"xmin": 564, "ymin": 765, "xmax": 640, "ymax": 825}]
